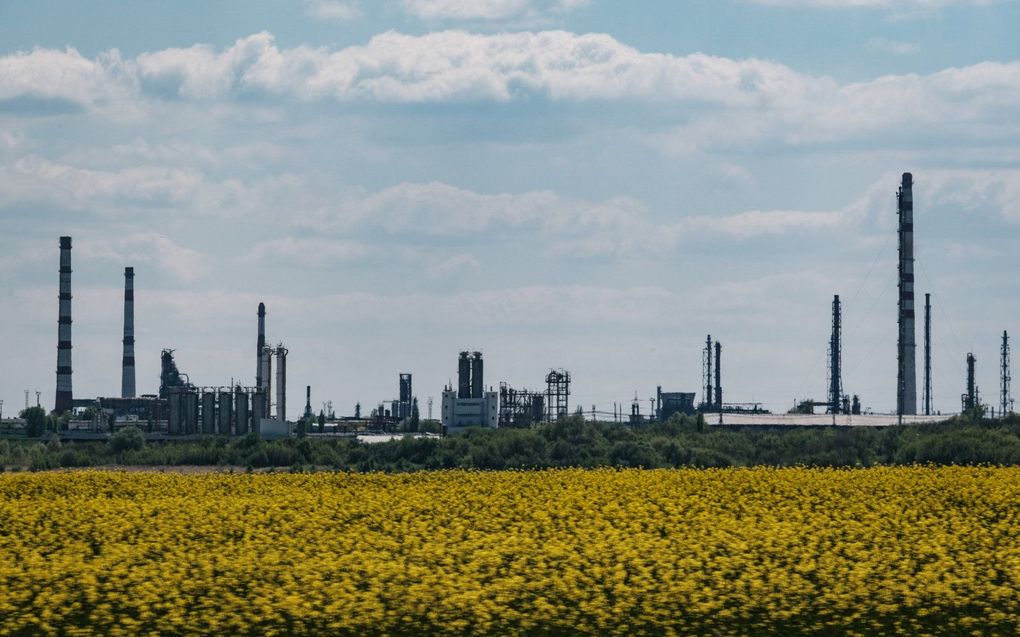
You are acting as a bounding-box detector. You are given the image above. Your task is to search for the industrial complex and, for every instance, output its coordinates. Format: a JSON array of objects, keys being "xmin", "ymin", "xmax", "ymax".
[{"xmin": 5, "ymin": 172, "xmax": 1013, "ymax": 437}]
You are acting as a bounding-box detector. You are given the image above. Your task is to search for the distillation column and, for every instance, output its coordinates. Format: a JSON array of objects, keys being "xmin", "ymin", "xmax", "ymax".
[{"xmin": 275, "ymin": 345, "xmax": 288, "ymax": 421}]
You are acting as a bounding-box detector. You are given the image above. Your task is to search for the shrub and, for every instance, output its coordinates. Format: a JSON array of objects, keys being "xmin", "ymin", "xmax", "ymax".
[{"xmin": 109, "ymin": 426, "xmax": 146, "ymax": 454}]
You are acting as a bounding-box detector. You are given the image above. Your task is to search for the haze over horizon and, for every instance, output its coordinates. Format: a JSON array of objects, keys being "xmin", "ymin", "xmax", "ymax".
[{"xmin": 1, "ymin": 0, "xmax": 1018, "ymax": 418}]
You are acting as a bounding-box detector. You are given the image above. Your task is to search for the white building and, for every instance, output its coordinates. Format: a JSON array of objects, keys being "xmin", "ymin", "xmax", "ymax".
[
  {"xmin": 440, "ymin": 351, "xmax": 498, "ymax": 432},
  {"xmin": 441, "ymin": 388, "xmax": 498, "ymax": 431}
]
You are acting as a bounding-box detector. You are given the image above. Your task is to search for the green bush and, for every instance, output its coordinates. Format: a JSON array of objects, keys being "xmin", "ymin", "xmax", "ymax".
[{"xmin": 109, "ymin": 426, "xmax": 146, "ymax": 454}]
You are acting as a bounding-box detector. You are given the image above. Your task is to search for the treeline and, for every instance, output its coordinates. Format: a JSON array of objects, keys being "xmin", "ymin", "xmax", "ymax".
[{"xmin": 3, "ymin": 412, "xmax": 1020, "ymax": 472}]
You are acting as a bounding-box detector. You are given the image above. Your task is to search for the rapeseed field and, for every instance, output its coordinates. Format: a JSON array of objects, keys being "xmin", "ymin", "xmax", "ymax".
[{"xmin": 0, "ymin": 467, "xmax": 1017, "ymax": 635}]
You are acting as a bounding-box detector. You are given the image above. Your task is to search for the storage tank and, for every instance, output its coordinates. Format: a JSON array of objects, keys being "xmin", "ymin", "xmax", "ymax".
[
  {"xmin": 184, "ymin": 391, "xmax": 199, "ymax": 434},
  {"xmin": 168, "ymin": 391, "xmax": 182, "ymax": 435},
  {"xmin": 218, "ymin": 391, "xmax": 232, "ymax": 435},
  {"xmin": 251, "ymin": 390, "xmax": 265, "ymax": 434},
  {"xmin": 234, "ymin": 390, "xmax": 249, "ymax": 435},
  {"xmin": 201, "ymin": 392, "xmax": 216, "ymax": 434}
]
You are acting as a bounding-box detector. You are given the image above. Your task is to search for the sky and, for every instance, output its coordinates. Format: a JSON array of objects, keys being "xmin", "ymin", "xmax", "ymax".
[{"xmin": 1, "ymin": 0, "xmax": 1019, "ymax": 419}]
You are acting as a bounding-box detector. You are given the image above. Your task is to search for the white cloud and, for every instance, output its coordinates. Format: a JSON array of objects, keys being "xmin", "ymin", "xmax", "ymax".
[
  {"xmin": 865, "ymin": 37, "xmax": 920, "ymax": 55},
  {"xmin": 305, "ymin": 0, "xmax": 361, "ymax": 21},
  {"xmin": 3, "ymin": 31, "xmax": 1017, "ymax": 157},
  {"xmin": 0, "ymin": 46, "xmax": 134, "ymax": 110},
  {"xmin": 399, "ymin": 0, "xmax": 588, "ymax": 22},
  {"xmin": 0, "ymin": 155, "xmax": 210, "ymax": 210}
]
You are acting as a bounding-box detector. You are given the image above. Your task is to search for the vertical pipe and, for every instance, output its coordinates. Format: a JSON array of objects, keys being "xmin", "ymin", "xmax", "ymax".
[
  {"xmin": 924, "ymin": 293, "xmax": 932, "ymax": 415},
  {"xmin": 121, "ymin": 267, "xmax": 136, "ymax": 398},
  {"xmin": 55, "ymin": 236, "xmax": 73, "ymax": 413},
  {"xmin": 260, "ymin": 346, "xmax": 272, "ymax": 415},
  {"xmin": 897, "ymin": 173, "xmax": 917, "ymax": 415},
  {"xmin": 714, "ymin": 341, "xmax": 722, "ymax": 409},
  {"xmin": 275, "ymin": 345, "xmax": 287, "ymax": 421},
  {"xmin": 256, "ymin": 302, "xmax": 266, "ymax": 388}
]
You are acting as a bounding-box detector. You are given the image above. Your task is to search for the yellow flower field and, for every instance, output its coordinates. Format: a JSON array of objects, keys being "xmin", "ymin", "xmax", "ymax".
[{"xmin": 0, "ymin": 467, "xmax": 1017, "ymax": 636}]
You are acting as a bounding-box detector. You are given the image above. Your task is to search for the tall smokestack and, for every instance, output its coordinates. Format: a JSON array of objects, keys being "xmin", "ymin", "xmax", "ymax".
[
  {"xmin": 55, "ymin": 236, "xmax": 73, "ymax": 414},
  {"xmin": 897, "ymin": 173, "xmax": 917, "ymax": 415},
  {"xmin": 714, "ymin": 341, "xmax": 722, "ymax": 409},
  {"xmin": 256, "ymin": 302, "xmax": 266, "ymax": 388},
  {"xmin": 121, "ymin": 267, "xmax": 136, "ymax": 398}
]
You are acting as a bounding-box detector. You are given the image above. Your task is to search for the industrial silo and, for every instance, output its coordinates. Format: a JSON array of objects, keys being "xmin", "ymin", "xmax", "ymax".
[
  {"xmin": 234, "ymin": 390, "xmax": 249, "ymax": 435},
  {"xmin": 251, "ymin": 390, "xmax": 265, "ymax": 434},
  {"xmin": 184, "ymin": 391, "xmax": 199, "ymax": 434},
  {"xmin": 218, "ymin": 391, "xmax": 232, "ymax": 435},
  {"xmin": 168, "ymin": 391, "xmax": 182, "ymax": 435},
  {"xmin": 201, "ymin": 392, "xmax": 216, "ymax": 434}
]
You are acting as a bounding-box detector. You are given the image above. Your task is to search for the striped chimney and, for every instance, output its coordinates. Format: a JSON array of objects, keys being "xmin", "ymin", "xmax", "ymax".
[
  {"xmin": 55, "ymin": 236, "xmax": 73, "ymax": 413},
  {"xmin": 121, "ymin": 267, "xmax": 136, "ymax": 398}
]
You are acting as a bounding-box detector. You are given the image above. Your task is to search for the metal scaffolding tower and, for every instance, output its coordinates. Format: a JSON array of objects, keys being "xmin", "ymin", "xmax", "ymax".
[
  {"xmin": 703, "ymin": 335, "xmax": 713, "ymax": 411},
  {"xmin": 1002, "ymin": 331, "xmax": 1012, "ymax": 417},
  {"xmin": 545, "ymin": 370, "xmax": 570, "ymax": 421}
]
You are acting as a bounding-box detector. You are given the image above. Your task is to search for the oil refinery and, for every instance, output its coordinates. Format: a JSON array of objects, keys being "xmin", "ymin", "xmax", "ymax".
[{"xmin": 5, "ymin": 172, "xmax": 1013, "ymax": 437}]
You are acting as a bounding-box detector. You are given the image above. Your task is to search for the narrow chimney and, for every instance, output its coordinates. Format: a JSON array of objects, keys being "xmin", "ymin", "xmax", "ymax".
[
  {"xmin": 256, "ymin": 302, "xmax": 266, "ymax": 388},
  {"xmin": 897, "ymin": 173, "xmax": 917, "ymax": 415},
  {"xmin": 121, "ymin": 267, "xmax": 136, "ymax": 398},
  {"xmin": 55, "ymin": 236, "xmax": 73, "ymax": 413}
]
